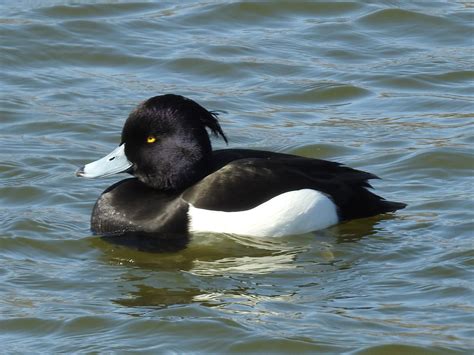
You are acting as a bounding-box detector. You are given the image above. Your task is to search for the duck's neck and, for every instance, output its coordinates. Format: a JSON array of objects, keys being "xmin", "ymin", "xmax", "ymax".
[{"xmin": 135, "ymin": 155, "xmax": 212, "ymax": 191}]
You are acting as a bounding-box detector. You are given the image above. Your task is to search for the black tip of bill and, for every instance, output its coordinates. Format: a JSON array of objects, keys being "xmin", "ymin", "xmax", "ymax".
[{"xmin": 76, "ymin": 166, "xmax": 85, "ymax": 177}]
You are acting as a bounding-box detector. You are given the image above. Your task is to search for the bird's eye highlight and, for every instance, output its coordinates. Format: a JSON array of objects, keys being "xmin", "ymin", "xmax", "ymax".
[{"xmin": 146, "ymin": 135, "xmax": 156, "ymax": 144}]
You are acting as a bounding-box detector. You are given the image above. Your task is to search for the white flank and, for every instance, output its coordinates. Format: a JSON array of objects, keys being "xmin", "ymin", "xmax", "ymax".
[{"xmin": 188, "ymin": 189, "xmax": 339, "ymax": 237}]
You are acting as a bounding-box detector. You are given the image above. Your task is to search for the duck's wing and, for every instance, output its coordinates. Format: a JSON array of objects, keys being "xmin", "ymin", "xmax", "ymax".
[{"xmin": 182, "ymin": 155, "xmax": 405, "ymax": 221}]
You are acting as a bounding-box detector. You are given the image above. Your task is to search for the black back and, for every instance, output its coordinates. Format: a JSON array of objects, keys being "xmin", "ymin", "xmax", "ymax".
[{"xmin": 183, "ymin": 149, "xmax": 406, "ymax": 221}]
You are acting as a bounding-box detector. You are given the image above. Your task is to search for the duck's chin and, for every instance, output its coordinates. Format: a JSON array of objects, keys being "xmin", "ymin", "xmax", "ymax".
[{"xmin": 133, "ymin": 172, "xmax": 165, "ymax": 190}]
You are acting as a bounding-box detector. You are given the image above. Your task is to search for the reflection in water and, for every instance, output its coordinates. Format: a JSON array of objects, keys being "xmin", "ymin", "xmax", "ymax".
[
  {"xmin": 101, "ymin": 231, "xmax": 190, "ymax": 253},
  {"xmin": 332, "ymin": 215, "xmax": 388, "ymax": 243},
  {"xmin": 93, "ymin": 231, "xmax": 310, "ymax": 272},
  {"xmin": 94, "ymin": 218, "xmax": 382, "ymax": 309},
  {"xmin": 115, "ymin": 284, "xmax": 203, "ymax": 308},
  {"xmin": 190, "ymin": 253, "xmax": 298, "ymax": 276}
]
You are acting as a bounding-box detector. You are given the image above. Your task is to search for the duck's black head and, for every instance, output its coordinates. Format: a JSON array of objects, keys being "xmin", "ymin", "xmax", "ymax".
[
  {"xmin": 77, "ymin": 94, "xmax": 227, "ymax": 190},
  {"xmin": 123, "ymin": 94, "xmax": 227, "ymax": 190}
]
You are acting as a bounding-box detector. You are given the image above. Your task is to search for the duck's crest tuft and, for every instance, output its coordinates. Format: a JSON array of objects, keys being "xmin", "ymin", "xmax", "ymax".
[{"xmin": 143, "ymin": 94, "xmax": 228, "ymax": 143}]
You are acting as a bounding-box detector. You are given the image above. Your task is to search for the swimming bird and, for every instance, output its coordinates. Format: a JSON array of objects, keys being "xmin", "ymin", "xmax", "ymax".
[{"xmin": 76, "ymin": 94, "xmax": 405, "ymax": 246}]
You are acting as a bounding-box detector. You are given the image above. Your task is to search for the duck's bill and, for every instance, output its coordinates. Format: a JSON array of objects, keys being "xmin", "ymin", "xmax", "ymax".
[{"xmin": 76, "ymin": 144, "xmax": 133, "ymax": 178}]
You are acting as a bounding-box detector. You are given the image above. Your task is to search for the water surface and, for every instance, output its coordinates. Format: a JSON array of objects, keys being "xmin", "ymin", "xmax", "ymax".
[{"xmin": 1, "ymin": 1, "xmax": 473, "ymax": 353}]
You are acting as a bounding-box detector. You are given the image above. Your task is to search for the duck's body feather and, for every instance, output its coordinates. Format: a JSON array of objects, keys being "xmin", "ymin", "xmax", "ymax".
[
  {"xmin": 77, "ymin": 94, "xmax": 406, "ymax": 249},
  {"xmin": 185, "ymin": 149, "xmax": 383, "ymax": 219},
  {"xmin": 91, "ymin": 149, "xmax": 404, "ymax": 238},
  {"xmin": 91, "ymin": 178, "xmax": 189, "ymax": 236},
  {"xmin": 188, "ymin": 188, "xmax": 338, "ymax": 237}
]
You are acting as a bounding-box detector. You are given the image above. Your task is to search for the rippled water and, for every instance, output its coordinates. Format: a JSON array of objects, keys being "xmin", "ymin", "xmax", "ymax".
[{"xmin": 1, "ymin": 1, "xmax": 473, "ymax": 353}]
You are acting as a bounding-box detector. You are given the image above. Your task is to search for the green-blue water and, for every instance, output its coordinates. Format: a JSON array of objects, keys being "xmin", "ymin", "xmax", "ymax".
[{"xmin": 1, "ymin": 1, "xmax": 473, "ymax": 353}]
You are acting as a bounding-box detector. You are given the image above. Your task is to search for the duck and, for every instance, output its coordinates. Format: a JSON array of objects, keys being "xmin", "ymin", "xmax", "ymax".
[{"xmin": 76, "ymin": 94, "xmax": 405, "ymax": 246}]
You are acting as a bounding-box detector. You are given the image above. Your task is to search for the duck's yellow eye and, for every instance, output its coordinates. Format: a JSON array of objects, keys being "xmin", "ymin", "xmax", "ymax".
[{"xmin": 146, "ymin": 136, "xmax": 156, "ymax": 144}]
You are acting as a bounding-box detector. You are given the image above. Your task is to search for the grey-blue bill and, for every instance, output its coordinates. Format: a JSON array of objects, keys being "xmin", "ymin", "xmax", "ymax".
[{"xmin": 76, "ymin": 144, "xmax": 133, "ymax": 178}]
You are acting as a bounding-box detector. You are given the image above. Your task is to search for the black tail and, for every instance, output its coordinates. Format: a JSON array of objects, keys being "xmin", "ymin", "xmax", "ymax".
[
  {"xmin": 338, "ymin": 187, "xmax": 406, "ymax": 221},
  {"xmin": 380, "ymin": 200, "xmax": 407, "ymax": 213}
]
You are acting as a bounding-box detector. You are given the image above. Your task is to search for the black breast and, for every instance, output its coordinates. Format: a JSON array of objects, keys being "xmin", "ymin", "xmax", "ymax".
[{"xmin": 91, "ymin": 178, "xmax": 189, "ymax": 236}]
